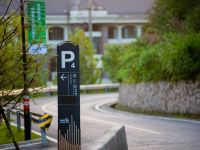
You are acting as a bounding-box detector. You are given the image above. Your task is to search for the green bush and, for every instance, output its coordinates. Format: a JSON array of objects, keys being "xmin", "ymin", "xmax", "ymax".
[
  {"xmin": 161, "ymin": 33, "xmax": 200, "ymax": 80},
  {"xmin": 69, "ymin": 29, "xmax": 101, "ymax": 84},
  {"xmin": 103, "ymin": 33, "xmax": 200, "ymax": 83},
  {"xmin": 118, "ymin": 41, "xmax": 151, "ymax": 83},
  {"xmin": 148, "ymin": 0, "xmax": 200, "ymax": 33},
  {"xmin": 103, "ymin": 44, "xmax": 125, "ymax": 82},
  {"xmin": 103, "ymin": 40, "xmax": 153, "ymax": 83},
  {"xmin": 134, "ymin": 48, "xmax": 161, "ymax": 82}
]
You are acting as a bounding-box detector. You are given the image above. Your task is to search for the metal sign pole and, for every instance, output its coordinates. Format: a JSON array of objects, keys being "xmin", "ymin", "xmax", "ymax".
[
  {"xmin": 16, "ymin": 111, "xmax": 21, "ymax": 131},
  {"xmin": 23, "ymin": 96, "xmax": 31, "ymax": 140},
  {"xmin": 41, "ymin": 128, "xmax": 47, "ymax": 146},
  {"xmin": 20, "ymin": 0, "xmax": 31, "ymax": 140},
  {"xmin": 57, "ymin": 41, "xmax": 80, "ymax": 150}
]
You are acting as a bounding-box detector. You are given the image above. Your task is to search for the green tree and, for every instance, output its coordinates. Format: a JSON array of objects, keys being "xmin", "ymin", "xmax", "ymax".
[
  {"xmin": 0, "ymin": 16, "xmax": 46, "ymax": 91},
  {"xmin": 69, "ymin": 29, "xmax": 101, "ymax": 84},
  {"xmin": 103, "ymin": 0, "xmax": 200, "ymax": 84},
  {"xmin": 103, "ymin": 44, "xmax": 125, "ymax": 82},
  {"xmin": 148, "ymin": 0, "xmax": 200, "ymax": 33},
  {"xmin": 0, "ymin": 1, "xmax": 47, "ymax": 149},
  {"xmin": 104, "ymin": 33, "xmax": 200, "ymax": 83},
  {"xmin": 161, "ymin": 33, "xmax": 200, "ymax": 81}
]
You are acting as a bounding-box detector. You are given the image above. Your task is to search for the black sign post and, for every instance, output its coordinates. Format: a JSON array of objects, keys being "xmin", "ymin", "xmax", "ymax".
[{"xmin": 57, "ymin": 41, "xmax": 80, "ymax": 150}]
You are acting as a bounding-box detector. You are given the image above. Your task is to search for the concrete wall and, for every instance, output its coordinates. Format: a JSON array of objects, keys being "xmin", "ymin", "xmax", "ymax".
[
  {"xmin": 118, "ymin": 81, "xmax": 200, "ymax": 114},
  {"xmin": 88, "ymin": 126, "xmax": 128, "ymax": 150}
]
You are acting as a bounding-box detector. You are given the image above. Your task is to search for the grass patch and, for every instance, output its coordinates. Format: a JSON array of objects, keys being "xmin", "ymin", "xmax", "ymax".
[
  {"xmin": 112, "ymin": 103, "xmax": 200, "ymax": 120},
  {"xmin": 0, "ymin": 123, "xmax": 40, "ymax": 145}
]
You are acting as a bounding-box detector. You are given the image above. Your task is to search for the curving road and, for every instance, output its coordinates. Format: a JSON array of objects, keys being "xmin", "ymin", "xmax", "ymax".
[{"xmin": 30, "ymin": 93, "xmax": 200, "ymax": 150}]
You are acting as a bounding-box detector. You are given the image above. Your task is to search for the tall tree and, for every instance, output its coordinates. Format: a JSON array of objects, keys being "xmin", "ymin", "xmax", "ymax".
[
  {"xmin": 69, "ymin": 29, "xmax": 101, "ymax": 84},
  {"xmin": 148, "ymin": 0, "xmax": 200, "ymax": 33},
  {"xmin": 0, "ymin": 0, "xmax": 46, "ymax": 148}
]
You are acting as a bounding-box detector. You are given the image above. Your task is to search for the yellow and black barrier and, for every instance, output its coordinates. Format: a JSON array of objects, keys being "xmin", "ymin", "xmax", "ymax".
[
  {"xmin": 38, "ymin": 113, "xmax": 53, "ymax": 146},
  {"xmin": 38, "ymin": 113, "xmax": 53, "ymax": 130}
]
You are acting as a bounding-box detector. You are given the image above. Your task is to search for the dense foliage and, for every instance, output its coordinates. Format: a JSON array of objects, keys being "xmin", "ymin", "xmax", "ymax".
[
  {"xmin": 103, "ymin": 0, "xmax": 200, "ymax": 83},
  {"xmin": 103, "ymin": 33, "xmax": 200, "ymax": 83},
  {"xmin": 148, "ymin": 0, "xmax": 200, "ymax": 33},
  {"xmin": 0, "ymin": 16, "xmax": 46, "ymax": 90},
  {"xmin": 69, "ymin": 29, "xmax": 101, "ymax": 84}
]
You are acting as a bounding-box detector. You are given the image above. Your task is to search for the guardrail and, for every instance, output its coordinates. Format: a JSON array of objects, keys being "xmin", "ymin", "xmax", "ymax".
[
  {"xmin": 6, "ymin": 83, "xmax": 120, "ymax": 126},
  {"xmin": 11, "ymin": 108, "xmax": 42, "ymax": 122},
  {"xmin": 1, "ymin": 83, "xmax": 120, "ymax": 96},
  {"xmin": 10, "ymin": 109, "xmax": 49, "ymax": 146},
  {"xmin": 81, "ymin": 83, "xmax": 119, "ymax": 90}
]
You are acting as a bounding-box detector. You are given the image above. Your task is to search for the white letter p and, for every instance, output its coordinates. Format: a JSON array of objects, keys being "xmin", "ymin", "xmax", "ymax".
[{"xmin": 61, "ymin": 51, "xmax": 75, "ymax": 68}]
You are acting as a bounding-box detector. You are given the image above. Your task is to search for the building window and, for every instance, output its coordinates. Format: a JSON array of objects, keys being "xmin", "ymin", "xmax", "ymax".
[
  {"xmin": 48, "ymin": 26, "xmax": 64, "ymax": 40},
  {"xmin": 108, "ymin": 26, "xmax": 118, "ymax": 39},
  {"xmin": 122, "ymin": 26, "xmax": 136, "ymax": 39}
]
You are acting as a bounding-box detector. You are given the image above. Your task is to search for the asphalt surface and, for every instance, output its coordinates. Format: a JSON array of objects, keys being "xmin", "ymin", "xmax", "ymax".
[
  {"xmin": 19, "ymin": 141, "xmax": 57, "ymax": 150},
  {"xmin": 22, "ymin": 93, "xmax": 200, "ymax": 150}
]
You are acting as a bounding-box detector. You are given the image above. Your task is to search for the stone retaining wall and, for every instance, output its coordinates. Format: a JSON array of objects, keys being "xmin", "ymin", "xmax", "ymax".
[{"xmin": 118, "ymin": 81, "xmax": 200, "ymax": 114}]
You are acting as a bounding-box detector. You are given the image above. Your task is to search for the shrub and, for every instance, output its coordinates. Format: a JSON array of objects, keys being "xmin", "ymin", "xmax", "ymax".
[
  {"xmin": 103, "ymin": 33, "xmax": 200, "ymax": 83},
  {"xmin": 161, "ymin": 33, "xmax": 200, "ymax": 80},
  {"xmin": 69, "ymin": 29, "xmax": 101, "ymax": 84},
  {"xmin": 102, "ymin": 44, "xmax": 125, "ymax": 82}
]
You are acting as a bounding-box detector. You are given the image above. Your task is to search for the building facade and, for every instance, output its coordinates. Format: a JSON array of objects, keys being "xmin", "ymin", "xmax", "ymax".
[
  {"xmin": 45, "ymin": 0, "xmax": 154, "ymax": 81},
  {"xmin": 46, "ymin": 0, "xmax": 154, "ymax": 54}
]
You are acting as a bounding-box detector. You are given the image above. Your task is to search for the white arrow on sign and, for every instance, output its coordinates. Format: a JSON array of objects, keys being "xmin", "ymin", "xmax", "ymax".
[{"xmin": 60, "ymin": 74, "xmax": 67, "ymax": 81}]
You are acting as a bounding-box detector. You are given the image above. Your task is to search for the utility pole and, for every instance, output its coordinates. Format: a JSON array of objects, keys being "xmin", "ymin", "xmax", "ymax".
[
  {"xmin": 20, "ymin": 0, "xmax": 31, "ymax": 141},
  {"xmin": 66, "ymin": 10, "xmax": 70, "ymax": 40},
  {"xmin": 88, "ymin": 0, "xmax": 93, "ymax": 44},
  {"xmin": 65, "ymin": 0, "xmax": 71, "ymax": 40}
]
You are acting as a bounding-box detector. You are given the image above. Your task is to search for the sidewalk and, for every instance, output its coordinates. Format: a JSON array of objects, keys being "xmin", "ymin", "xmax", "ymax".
[
  {"xmin": 0, "ymin": 140, "xmax": 57, "ymax": 150},
  {"xmin": 20, "ymin": 141, "xmax": 57, "ymax": 150}
]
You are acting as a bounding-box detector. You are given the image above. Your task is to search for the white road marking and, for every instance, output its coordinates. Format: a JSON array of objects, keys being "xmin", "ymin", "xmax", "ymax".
[
  {"xmin": 2, "ymin": 142, "xmax": 42, "ymax": 150},
  {"xmin": 95, "ymin": 102, "xmax": 200, "ymax": 124},
  {"xmin": 41, "ymin": 99, "xmax": 200, "ymax": 136},
  {"xmin": 94, "ymin": 103, "xmax": 161, "ymax": 134},
  {"xmin": 31, "ymin": 130, "xmax": 58, "ymax": 143},
  {"xmin": 42, "ymin": 101, "xmax": 57, "ymax": 116},
  {"xmin": 154, "ymin": 116, "xmax": 200, "ymax": 124},
  {"xmin": 95, "ymin": 103, "xmax": 112, "ymax": 113},
  {"xmin": 11, "ymin": 123, "xmax": 58, "ymax": 143},
  {"xmin": 42, "ymin": 101, "xmax": 160, "ymax": 134},
  {"xmin": 81, "ymin": 116, "xmax": 161, "ymax": 135}
]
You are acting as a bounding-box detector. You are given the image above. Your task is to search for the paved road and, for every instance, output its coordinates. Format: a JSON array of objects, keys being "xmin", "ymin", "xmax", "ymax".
[{"xmin": 29, "ymin": 93, "xmax": 200, "ymax": 150}]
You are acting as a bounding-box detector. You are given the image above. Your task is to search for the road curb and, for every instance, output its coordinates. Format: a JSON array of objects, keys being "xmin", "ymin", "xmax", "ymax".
[
  {"xmin": 0, "ymin": 139, "xmax": 43, "ymax": 150},
  {"xmin": 97, "ymin": 102, "xmax": 200, "ymax": 124}
]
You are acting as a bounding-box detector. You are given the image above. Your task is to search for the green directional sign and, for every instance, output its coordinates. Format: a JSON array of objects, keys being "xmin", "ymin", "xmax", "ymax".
[{"xmin": 27, "ymin": 0, "xmax": 46, "ymax": 54}]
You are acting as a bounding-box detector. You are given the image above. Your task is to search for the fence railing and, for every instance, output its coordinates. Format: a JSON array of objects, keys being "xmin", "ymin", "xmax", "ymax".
[
  {"xmin": 11, "ymin": 108, "xmax": 41, "ymax": 122},
  {"xmin": 1, "ymin": 83, "xmax": 120, "ymax": 96}
]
